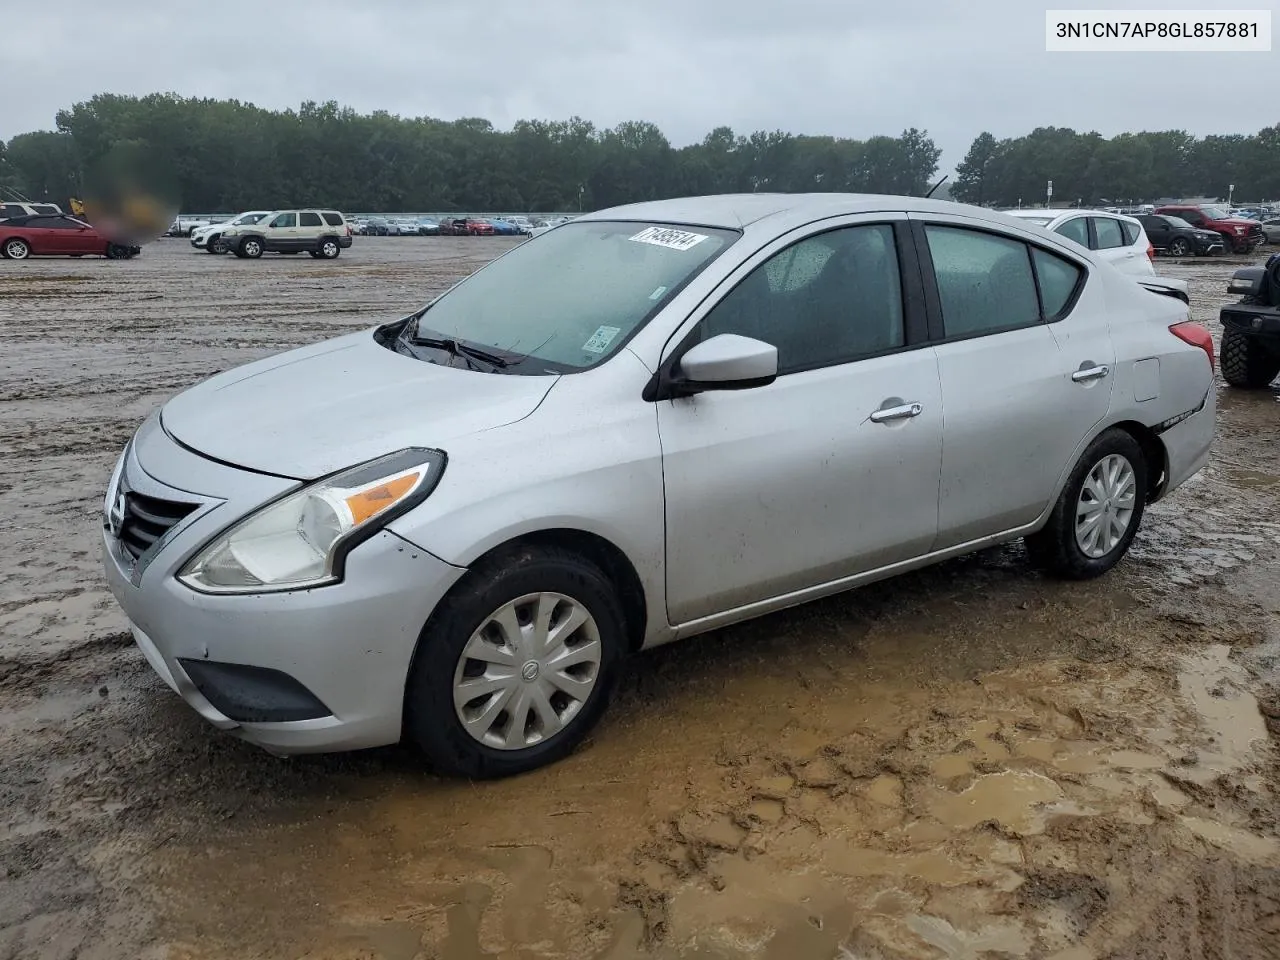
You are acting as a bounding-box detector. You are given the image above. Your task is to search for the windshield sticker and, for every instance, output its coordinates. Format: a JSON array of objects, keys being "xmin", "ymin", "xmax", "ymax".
[
  {"xmin": 582, "ymin": 325, "xmax": 622, "ymax": 354},
  {"xmin": 649, "ymin": 285, "xmax": 668, "ymax": 300},
  {"xmin": 629, "ymin": 226, "xmax": 708, "ymax": 251}
]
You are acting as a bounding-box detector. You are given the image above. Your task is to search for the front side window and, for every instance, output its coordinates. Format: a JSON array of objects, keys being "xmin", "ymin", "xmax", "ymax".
[
  {"xmin": 270, "ymin": 213, "xmax": 296, "ymax": 228},
  {"xmin": 403, "ymin": 221, "xmax": 736, "ymax": 371},
  {"xmin": 1092, "ymin": 217, "xmax": 1125, "ymax": 249},
  {"xmin": 1054, "ymin": 217, "xmax": 1089, "ymax": 246},
  {"xmin": 696, "ymin": 224, "xmax": 905, "ymax": 375},
  {"xmin": 299, "ymin": 212, "xmax": 322, "ymax": 227},
  {"xmin": 0, "ymin": 204, "xmax": 25, "ymax": 218},
  {"xmin": 925, "ymin": 226, "xmax": 1040, "ymax": 338}
]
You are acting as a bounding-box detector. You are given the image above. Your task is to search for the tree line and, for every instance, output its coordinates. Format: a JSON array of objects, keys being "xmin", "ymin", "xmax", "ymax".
[
  {"xmin": 952, "ymin": 125, "xmax": 1280, "ymax": 207},
  {"xmin": 0, "ymin": 93, "xmax": 1275, "ymax": 214},
  {"xmin": 0, "ymin": 94, "xmax": 940, "ymax": 214}
]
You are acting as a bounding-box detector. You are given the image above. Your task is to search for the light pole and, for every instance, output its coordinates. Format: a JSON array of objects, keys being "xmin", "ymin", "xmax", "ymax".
[{"xmin": 1228, "ymin": 183, "xmax": 1235, "ymax": 209}]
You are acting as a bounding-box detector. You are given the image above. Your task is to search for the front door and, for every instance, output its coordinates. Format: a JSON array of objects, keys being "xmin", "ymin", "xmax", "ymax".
[
  {"xmin": 657, "ymin": 219, "xmax": 943, "ymax": 624},
  {"xmin": 264, "ymin": 212, "xmax": 299, "ymax": 251}
]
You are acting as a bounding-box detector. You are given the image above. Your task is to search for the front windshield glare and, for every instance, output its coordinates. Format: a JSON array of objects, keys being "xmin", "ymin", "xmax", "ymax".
[
  {"xmin": 416, "ymin": 221, "xmax": 736, "ymax": 370},
  {"xmin": 1201, "ymin": 206, "xmax": 1228, "ymax": 219}
]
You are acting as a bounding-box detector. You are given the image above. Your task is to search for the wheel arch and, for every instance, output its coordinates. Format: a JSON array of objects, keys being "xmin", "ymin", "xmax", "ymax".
[{"xmin": 1108, "ymin": 419, "xmax": 1169, "ymax": 501}]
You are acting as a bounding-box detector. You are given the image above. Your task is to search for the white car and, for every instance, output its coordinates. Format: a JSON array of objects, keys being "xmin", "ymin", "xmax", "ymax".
[
  {"xmin": 1005, "ymin": 209, "xmax": 1188, "ymax": 302},
  {"xmin": 102, "ymin": 193, "xmax": 1216, "ymax": 778},
  {"xmin": 191, "ymin": 211, "xmax": 273, "ymax": 253}
]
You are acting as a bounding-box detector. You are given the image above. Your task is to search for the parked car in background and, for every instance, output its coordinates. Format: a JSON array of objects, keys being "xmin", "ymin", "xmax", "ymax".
[
  {"xmin": 101, "ymin": 193, "xmax": 1214, "ymax": 778},
  {"xmin": 218, "ymin": 209, "xmax": 353, "ymax": 259},
  {"xmin": 0, "ymin": 200, "xmax": 64, "ymax": 220},
  {"xmin": 364, "ymin": 218, "xmax": 390, "ymax": 236},
  {"xmin": 1153, "ymin": 204, "xmax": 1265, "ymax": 254},
  {"xmin": 166, "ymin": 216, "xmax": 213, "ymax": 237},
  {"xmin": 386, "ymin": 218, "xmax": 420, "ymax": 236},
  {"xmin": 486, "ymin": 218, "xmax": 523, "ymax": 236},
  {"xmin": 416, "ymin": 218, "xmax": 440, "ymax": 236},
  {"xmin": 0, "ymin": 214, "xmax": 140, "ymax": 259},
  {"xmin": 1261, "ymin": 218, "xmax": 1280, "ymax": 244},
  {"xmin": 192, "ymin": 211, "xmax": 272, "ymax": 253},
  {"xmin": 502, "ymin": 216, "xmax": 535, "ymax": 234},
  {"xmin": 1137, "ymin": 214, "xmax": 1223, "ymax": 257},
  {"xmin": 1218, "ymin": 254, "xmax": 1280, "ymax": 388}
]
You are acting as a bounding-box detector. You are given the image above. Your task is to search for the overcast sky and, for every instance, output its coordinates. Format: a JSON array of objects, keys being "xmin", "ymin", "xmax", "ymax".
[{"xmin": 2, "ymin": 1, "xmax": 1275, "ymax": 172}]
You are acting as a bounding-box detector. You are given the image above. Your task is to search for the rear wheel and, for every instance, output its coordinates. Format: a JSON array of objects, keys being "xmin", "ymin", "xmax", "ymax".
[
  {"xmin": 1026, "ymin": 428, "xmax": 1147, "ymax": 580},
  {"xmin": 4, "ymin": 238, "xmax": 30, "ymax": 260},
  {"xmin": 318, "ymin": 238, "xmax": 341, "ymax": 259},
  {"xmin": 1168, "ymin": 237, "xmax": 1191, "ymax": 257},
  {"xmin": 239, "ymin": 237, "xmax": 263, "ymax": 259},
  {"xmin": 404, "ymin": 546, "xmax": 625, "ymax": 778},
  {"xmin": 1221, "ymin": 327, "xmax": 1280, "ymax": 388}
]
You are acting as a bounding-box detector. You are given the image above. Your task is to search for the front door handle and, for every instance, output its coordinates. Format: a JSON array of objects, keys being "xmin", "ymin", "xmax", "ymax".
[
  {"xmin": 870, "ymin": 401, "xmax": 923, "ymax": 423},
  {"xmin": 1071, "ymin": 364, "xmax": 1110, "ymax": 383}
]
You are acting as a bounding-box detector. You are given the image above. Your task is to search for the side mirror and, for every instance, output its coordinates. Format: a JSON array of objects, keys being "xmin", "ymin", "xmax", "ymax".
[{"xmin": 653, "ymin": 334, "xmax": 778, "ymax": 399}]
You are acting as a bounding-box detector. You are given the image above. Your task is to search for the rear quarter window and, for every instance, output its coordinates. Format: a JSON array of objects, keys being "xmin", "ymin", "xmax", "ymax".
[
  {"xmin": 321, "ymin": 212, "xmax": 344, "ymax": 226},
  {"xmin": 1031, "ymin": 248, "xmax": 1084, "ymax": 319},
  {"xmin": 1120, "ymin": 222, "xmax": 1140, "ymax": 245},
  {"xmin": 32, "ymin": 204, "xmax": 60, "ymax": 215}
]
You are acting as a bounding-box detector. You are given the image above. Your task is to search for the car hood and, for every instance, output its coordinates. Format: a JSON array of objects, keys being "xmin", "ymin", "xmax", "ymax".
[
  {"xmin": 1216, "ymin": 217, "xmax": 1261, "ymax": 229},
  {"xmin": 160, "ymin": 330, "xmax": 557, "ymax": 480}
]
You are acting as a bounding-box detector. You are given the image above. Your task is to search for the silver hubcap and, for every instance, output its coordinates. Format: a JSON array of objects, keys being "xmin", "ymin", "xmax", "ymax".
[
  {"xmin": 1075, "ymin": 453, "xmax": 1136, "ymax": 558},
  {"xmin": 323, "ymin": 242, "xmax": 336, "ymax": 255},
  {"xmin": 245, "ymin": 241, "xmax": 259, "ymax": 255},
  {"xmin": 7, "ymin": 241, "xmax": 27, "ymax": 258},
  {"xmin": 452, "ymin": 592, "xmax": 602, "ymax": 751}
]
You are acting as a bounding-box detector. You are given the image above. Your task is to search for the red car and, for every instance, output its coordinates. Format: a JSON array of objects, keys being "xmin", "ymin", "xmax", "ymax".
[
  {"xmin": 1153, "ymin": 204, "xmax": 1265, "ymax": 255},
  {"xmin": 0, "ymin": 214, "xmax": 140, "ymax": 260}
]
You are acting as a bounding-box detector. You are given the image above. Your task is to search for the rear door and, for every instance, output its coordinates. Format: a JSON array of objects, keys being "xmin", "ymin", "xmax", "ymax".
[
  {"xmin": 26, "ymin": 217, "xmax": 70, "ymax": 254},
  {"xmin": 1091, "ymin": 216, "xmax": 1145, "ymax": 275},
  {"xmin": 298, "ymin": 211, "xmax": 324, "ymax": 247},
  {"xmin": 1141, "ymin": 216, "xmax": 1171, "ymax": 248},
  {"xmin": 910, "ymin": 216, "xmax": 1114, "ymax": 548}
]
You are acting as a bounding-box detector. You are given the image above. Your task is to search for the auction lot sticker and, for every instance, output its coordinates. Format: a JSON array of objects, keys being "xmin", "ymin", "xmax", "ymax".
[{"xmin": 630, "ymin": 226, "xmax": 708, "ymax": 251}]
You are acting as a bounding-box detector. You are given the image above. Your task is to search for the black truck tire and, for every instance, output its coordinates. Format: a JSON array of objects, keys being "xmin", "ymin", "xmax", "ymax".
[{"xmin": 1220, "ymin": 327, "xmax": 1280, "ymax": 388}]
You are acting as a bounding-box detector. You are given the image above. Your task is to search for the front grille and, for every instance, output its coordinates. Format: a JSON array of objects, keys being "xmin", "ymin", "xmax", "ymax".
[{"xmin": 118, "ymin": 490, "xmax": 198, "ymax": 561}]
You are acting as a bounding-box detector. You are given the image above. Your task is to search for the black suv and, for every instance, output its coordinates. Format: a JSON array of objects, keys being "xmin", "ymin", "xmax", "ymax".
[
  {"xmin": 1219, "ymin": 253, "xmax": 1280, "ymax": 388},
  {"xmin": 1137, "ymin": 214, "xmax": 1223, "ymax": 257}
]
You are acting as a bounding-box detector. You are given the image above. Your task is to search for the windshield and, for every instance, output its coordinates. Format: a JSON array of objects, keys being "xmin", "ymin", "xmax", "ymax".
[
  {"xmin": 404, "ymin": 220, "xmax": 737, "ymax": 372},
  {"xmin": 234, "ymin": 213, "xmax": 267, "ymax": 225},
  {"xmin": 1200, "ymin": 206, "xmax": 1229, "ymax": 220},
  {"xmin": 1017, "ymin": 215, "xmax": 1054, "ymax": 225},
  {"xmin": 1165, "ymin": 216, "xmax": 1195, "ymax": 230}
]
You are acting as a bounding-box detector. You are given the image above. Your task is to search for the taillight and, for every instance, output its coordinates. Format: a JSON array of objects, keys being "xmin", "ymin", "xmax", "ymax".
[
  {"xmin": 1170, "ymin": 321, "xmax": 1214, "ymax": 373},
  {"xmin": 1147, "ymin": 242, "xmax": 1155, "ymax": 262}
]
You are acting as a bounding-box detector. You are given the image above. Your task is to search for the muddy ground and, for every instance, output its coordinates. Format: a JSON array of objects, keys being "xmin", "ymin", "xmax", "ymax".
[{"xmin": 1, "ymin": 237, "xmax": 1279, "ymax": 960}]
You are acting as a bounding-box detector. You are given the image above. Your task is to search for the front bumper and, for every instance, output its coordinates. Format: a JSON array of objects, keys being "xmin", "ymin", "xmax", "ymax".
[
  {"xmin": 1193, "ymin": 234, "xmax": 1223, "ymax": 254},
  {"xmin": 190, "ymin": 234, "xmax": 208, "ymax": 248},
  {"xmin": 101, "ymin": 415, "xmax": 466, "ymax": 753}
]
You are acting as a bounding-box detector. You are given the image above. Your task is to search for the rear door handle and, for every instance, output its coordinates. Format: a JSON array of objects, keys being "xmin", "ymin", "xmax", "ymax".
[
  {"xmin": 1071, "ymin": 364, "xmax": 1110, "ymax": 382},
  {"xmin": 870, "ymin": 401, "xmax": 923, "ymax": 423}
]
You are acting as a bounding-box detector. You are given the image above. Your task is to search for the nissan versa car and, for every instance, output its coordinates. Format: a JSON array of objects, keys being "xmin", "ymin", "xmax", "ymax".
[{"xmin": 102, "ymin": 194, "xmax": 1215, "ymax": 778}]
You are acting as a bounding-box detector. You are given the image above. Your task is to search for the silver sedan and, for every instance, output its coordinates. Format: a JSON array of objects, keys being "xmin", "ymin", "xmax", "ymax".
[{"xmin": 102, "ymin": 194, "xmax": 1216, "ymax": 777}]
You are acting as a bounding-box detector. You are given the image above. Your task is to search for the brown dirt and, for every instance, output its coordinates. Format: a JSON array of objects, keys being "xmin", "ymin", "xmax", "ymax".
[{"xmin": 2, "ymin": 238, "xmax": 1279, "ymax": 960}]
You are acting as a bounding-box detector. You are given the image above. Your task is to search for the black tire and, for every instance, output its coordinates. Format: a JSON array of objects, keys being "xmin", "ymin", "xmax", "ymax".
[
  {"xmin": 317, "ymin": 237, "xmax": 341, "ymax": 259},
  {"xmin": 1220, "ymin": 234, "xmax": 1237, "ymax": 255},
  {"xmin": 1220, "ymin": 327, "xmax": 1280, "ymax": 388},
  {"xmin": 239, "ymin": 237, "xmax": 263, "ymax": 259},
  {"xmin": 1025, "ymin": 428, "xmax": 1148, "ymax": 580},
  {"xmin": 404, "ymin": 545, "xmax": 626, "ymax": 779},
  {"xmin": 308, "ymin": 250, "xmax": 323, "ymax": 258},
  {"xmin": 207, "ymin": 235, "xmax": 225, "ymax": 254},
  {"xmin": 4, "ymin": 238, "xmax": 30, "ymax": 260},
  {"xmin": 1168, "ymin": 237, "xmax": 1191, "ymax": 257}
]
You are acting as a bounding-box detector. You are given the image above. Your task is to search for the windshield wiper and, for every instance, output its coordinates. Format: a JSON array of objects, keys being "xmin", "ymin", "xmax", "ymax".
[{"xmin": 408, "ymin": 332, "xmax": 513, "ymax": 370}]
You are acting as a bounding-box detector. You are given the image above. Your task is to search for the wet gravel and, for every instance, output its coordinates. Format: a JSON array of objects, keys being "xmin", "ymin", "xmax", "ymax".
[{"xmin": 1, "ymin": 238, "xmax": 1279, "ymax": 959}]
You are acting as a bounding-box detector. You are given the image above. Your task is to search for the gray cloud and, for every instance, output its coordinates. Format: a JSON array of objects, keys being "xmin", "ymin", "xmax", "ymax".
[{"xmin": 2, "ymin": 0, "xmax": 1273, "ymax": 171}]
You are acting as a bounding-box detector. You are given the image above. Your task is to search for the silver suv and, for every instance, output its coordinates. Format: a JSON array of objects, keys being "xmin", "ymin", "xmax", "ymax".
[{"xmin": 219, "ymin": 209, "xmax": 353, "ymax": 259}]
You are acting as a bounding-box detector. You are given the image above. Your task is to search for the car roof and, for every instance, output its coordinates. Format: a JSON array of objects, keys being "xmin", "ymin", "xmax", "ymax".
[{"xmin": 578, "ymin": 193, "xmax": 1106, "ymax": 231}]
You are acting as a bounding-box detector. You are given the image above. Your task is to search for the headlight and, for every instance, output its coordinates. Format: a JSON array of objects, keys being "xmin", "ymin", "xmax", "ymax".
[
  {"xmin": 1235, "ymin": 226, "xmax": 1246, "ymax": 234},
  {"xmin": 178, "ymin": 448, "xmax": 445, "ymax": 594}
]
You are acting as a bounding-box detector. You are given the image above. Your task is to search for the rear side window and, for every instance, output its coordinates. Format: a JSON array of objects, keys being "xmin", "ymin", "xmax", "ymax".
[
  {"xmin": 1120, "ymin": 221, "xmax": 1140, "ymax": 245},
  {"xmin": 1032, "ymin": 248, "xmax": 1083, "ymax": 318},
  {"xmin": 299, "ymin": 211, "xmax": 322, "ymax": 227},
  {"xmin": 321, "ymin": 212, "xmax": 344, "ymax": 226},
  {"xmin": 1054, "ymin": 218, "xmax": 1089, "ymax": 246},
  {"xmin": 1093, "ymin": 217, "xmax": 1124, "ymax": 249},
  {"xmin": 925, "ymin": 226, "xmax": 1040, "ymax": 338}
]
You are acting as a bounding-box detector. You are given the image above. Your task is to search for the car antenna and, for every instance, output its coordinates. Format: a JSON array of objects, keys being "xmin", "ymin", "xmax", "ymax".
[{"xmin": 924, "ymin": 175, "xmax": 949, "ymax": 200}]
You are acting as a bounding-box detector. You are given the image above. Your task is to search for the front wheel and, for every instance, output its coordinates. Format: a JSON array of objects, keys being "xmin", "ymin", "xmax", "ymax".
[
  {"xmin": 239, "ymin": 237, "xmax": 263, "ymax": 259},
  {"xmin": 404, "ymin": 546, "xmax": 626, "ymax": 778},
  {"xmin": 1221, "ymin": 327, "xmax": 1280, "ymax": 388},
  {"xmin": 1026, "ymin": 429, "xmax": 1147, "ymax": 580}
]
